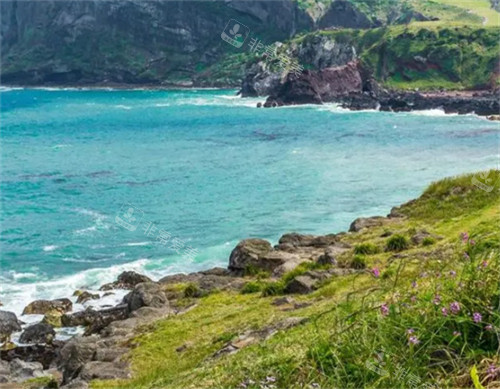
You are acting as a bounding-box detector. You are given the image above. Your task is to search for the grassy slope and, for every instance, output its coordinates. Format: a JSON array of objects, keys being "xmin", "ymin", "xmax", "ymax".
[
  {"xmin": 93, "ymin": 170, "xmax": 500, "ymax": 389},
  {"xmin": 206, "ymin": 0, "xmax": 499, "ymax": 90}
]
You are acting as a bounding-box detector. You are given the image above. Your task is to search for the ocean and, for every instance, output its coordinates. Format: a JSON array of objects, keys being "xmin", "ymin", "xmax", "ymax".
[{"xmin": 1, "ymin": 87, "xmax": 498, "ymax": 320}]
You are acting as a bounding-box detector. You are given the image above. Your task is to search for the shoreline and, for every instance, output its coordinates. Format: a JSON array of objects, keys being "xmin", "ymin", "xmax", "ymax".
[{"xmin": 2, "ymin": 84, "xmax": 498, "ymax": 119}]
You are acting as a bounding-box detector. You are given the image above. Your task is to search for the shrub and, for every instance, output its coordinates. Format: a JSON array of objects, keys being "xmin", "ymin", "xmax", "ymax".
[
  {"xmin": 350, "ymin": 255, "xmax": 367, "ymax": 269},
  {"xmin": 422, "ymin": 237, "xmax": 436, "ymax": 246},
  {"xmin": 244, "ymin": 264, "xmax": 271, "ymax": 279},
  {"xmin": 183, "ymin": 283, "xmax": 202, "ymax": 298},
  {"xmin": 354, "ymin": 243, "xmax": 380, "ymax": 255},
  {"xmin": 241, "ymin": 281, "xmax": 263, "ymax": 294},
  {"xmin": 386, "ymin": 234, "xmax": 409, "ymax": 252},
  {"xmin": 261, "ymin": 281, "xmax": 285, "ymax": 297}
]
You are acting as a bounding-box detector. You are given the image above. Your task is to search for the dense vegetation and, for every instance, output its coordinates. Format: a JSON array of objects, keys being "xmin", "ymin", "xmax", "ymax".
[{"xmin": 89, "ymin": 170, "xmax": 500, "ymax": 389}]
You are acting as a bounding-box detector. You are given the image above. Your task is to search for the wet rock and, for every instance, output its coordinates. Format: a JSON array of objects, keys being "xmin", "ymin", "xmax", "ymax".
[
  {"xmin": 22, "ymin": 299, "xmax": 72, "ymax": 315},
  {"xmin": 76, "ymin": 292, "xmax": 99, "ymax": 304},
  {"xmin": 349, "ymin": 216, "xmax": 385, "ymax": 232},
  {"xmin": 78, "ymin": 361, "xmax": 130, "ymax": 381},
  {"xmin": 58, "ymin": 336, "xmax": 98, "ymax": 381},
  {"xmin": 99, "ymin": 271, "xmax": 152, "ymax": 291},
  {"xmin": 42, "ymin": 309, "xmax": 64, "ymax": 328},
  {"xmin": 1, "ymin": 342, "xmax": 63, "ymax": 369},
  {"xmin": 123, "ymin": 282, "xmax": 168, "ymax": 313},
  {"xmin": 19, "ymin": 323, "xmax": 55, "ymax": 345},
  {"xmin": 228, "ymin": 239, "xmax": 273, "ymax": 272},
  {"xmin": 0, "ymin": 310, "xmax": 21, "ymax": 341}
]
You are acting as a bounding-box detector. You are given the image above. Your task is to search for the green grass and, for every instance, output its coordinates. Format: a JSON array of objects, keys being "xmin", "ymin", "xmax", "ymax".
[{"xmin": 91, "ymin": 171, "xmax": 500, "ymax": 389}]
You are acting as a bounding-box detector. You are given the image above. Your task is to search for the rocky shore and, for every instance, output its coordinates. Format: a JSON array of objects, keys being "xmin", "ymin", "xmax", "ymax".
[
  {"xmin": 253, "ymin": 61, "xmax": 500, "ymax": 117},
  {"xmin": 0, "ymin": 208, "xmax": 405, "ymax": 388}
]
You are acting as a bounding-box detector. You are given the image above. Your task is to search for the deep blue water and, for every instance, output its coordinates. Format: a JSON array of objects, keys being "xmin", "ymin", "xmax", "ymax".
[{"xmin": 1, "ymin": 87, "xmax": 498, "ymax": 314}]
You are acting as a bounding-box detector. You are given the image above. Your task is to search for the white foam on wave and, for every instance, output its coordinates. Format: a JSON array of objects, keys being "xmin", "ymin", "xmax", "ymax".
[
  {"xmin": 122, "ymin": 241, "xmax": 151, "ymax": 247},
  {"xmin": 43, "ymin": 245, "xmax": 58, "ymax": 252},
  {"xmin": 1, "ymin": 258, "xmax": 150, "ymax": 319}
]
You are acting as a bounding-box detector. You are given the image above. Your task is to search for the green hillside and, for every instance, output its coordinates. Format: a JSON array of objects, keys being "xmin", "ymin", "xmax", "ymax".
[{"xmin": 90, "ymin": 170, "xmax": 500, "ymax": 389}]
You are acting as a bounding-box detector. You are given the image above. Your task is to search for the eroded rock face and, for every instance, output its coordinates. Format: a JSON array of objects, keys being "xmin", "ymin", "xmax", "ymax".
[
  {"xmin": 22, "ymin": 298, "xmax": 72, "ymax": 315},
  {"xmin": 78, "ymin": 361, "xmax": 130, "ymax": 381},
  {"xmin": 318, "ymin": 0, "xmax": 373, "ymax": 29},
  {"xmin": 19, "ymin": 323, "xmax": 56, "ymax": 345},
  {"xmin": 265, "ymin": 61, "xmax": 363, "ymax": 106},
  {"xmin": 124, "ymin": 282, "xmax": 168, "ymax": 313},
  {"xmin": 0, "ymin": 342, "xmax": 63, "ymax": 369},
  {"xmin": 0, "ymin": 310, "xmax": 21, "ymax": 340}
]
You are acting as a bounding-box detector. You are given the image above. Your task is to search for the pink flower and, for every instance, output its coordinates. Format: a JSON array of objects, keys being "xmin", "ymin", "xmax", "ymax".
[
  {"xmin": 473, "ymin": 312, "xmax": 482, "ymax": 323},
  {"xmin": 453, "ymin": 331, "xmax": 461, "ymax": 337},
  {"xmin": 487, "ymin": 364, "xmax": 498, "ymax": 377},
  {"xmin": 469, "ymin": 239, "xmax": 476, "ymax": 246},
  {"xmin": 410, "ymin": 295, "xmax": 417, "ymax": 303},
  {"xmin": 407, "ymin": 328, "xmax": 415, "ymax": 335},
  {"xmin": 372, "ymin": 268, "xmax": 380, "ymax": 278},
  {"xmin": 411, "ymin": 281, "xmax": 417, "ymax": 288},
  {"xmin": 460, "ymin": 232, "xmax": 469, "ymax": 242},
  {"xmin": 463, "ymin": 252, "xmax": 470, "ymax": 260},
  {"xmin": 485, "ymin": 324, "xmax": 493, "ymax": 331},
  {"xmin": 433, "ymin": 295, "xmax": 441, "ymax": 305},
  {"xmin": 380, "ymin": 303, "xmax": 389, "ymax": 317},
  {"xmin": 450, "ymin": 302, "xmax": 460, "ymax": 314},
  {"xmin": 408, "ymin": 336, "xmax": 420, "ymax": 345},
  {"xmin": 441, "ymin": 307, "xmax": 449, "ymax": 316},
  {"xmin": 481, "ymin": 261, "xmax": 488, "ymax": 268}
]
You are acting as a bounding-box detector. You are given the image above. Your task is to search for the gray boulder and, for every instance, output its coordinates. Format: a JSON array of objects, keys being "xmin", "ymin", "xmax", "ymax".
[
  {"xmin": 124, "ymin": 282, "xmax": 168, "ymax": 313},
  {"xmin": 100, "ymin": 271, "xmax": 152, "ymax": 291},
  {"xmin": 19, "ymin": 322, "xmax": 55, "ymax": 344},
  {"xmin": 58, "ymin": 336, "xmax": 98, "ymax": 381},
  {"xmin": 78, "ymin": 361, "xmax": 130, "ymax": 381},
  {"xmin": 0, "ymin": 310, "xmax": 21, "ymax": 341},
  {"xmin": 60, "ymin": 379, "xmax": 89, "ymax": 389},
  {"xmin": 228, "ymin": 239, "xmax": 273, "ymax": 272},
  {"xmin": 9, "ymin": 358, "xmax": 46, "ymax": 382},
  {"xmin": 22, "ymin": 298, "xmax": 72, "ymax": 315},
  {"xmin": 349, "ymin": 216, "xmax": 385, "ymax": 232}
]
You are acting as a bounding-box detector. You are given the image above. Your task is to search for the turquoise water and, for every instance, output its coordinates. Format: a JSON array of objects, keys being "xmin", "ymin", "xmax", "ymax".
[{"xmin": 1, "ymin": 88, "xmax": 499, "ymax": 313}]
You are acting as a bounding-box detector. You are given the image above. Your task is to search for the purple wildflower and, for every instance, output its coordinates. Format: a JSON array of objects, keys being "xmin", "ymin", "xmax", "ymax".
[
  {"xmin": 460, "ymin": 232, "xmax": 469, "ymax": 242},
  {"xmin": 408, "ymin": 336, "xmax": 420, "ymax": 345},
  {"xmin": 469, "ymin": 239, "xmax": 476, "ymax": 246},
  {"xmin": 473, "ymin": 312, "xmax": 482, "ymax": 323},
  {"xmin": 463, "ymin": 252, "xmax": 470, "ymax": 260},
  {"xmin": 380, "ymin": 303, "xmax": 389, "ymax": 317},
  {"xmin": 449, "ymin": 270, "xmax": 456, "ymax": 277},
  {"xmin": 487, "ymin": 364, "xmax": 498, "ymax": 377},
  {"xmin": 450, "ymin": 302, "xmax": 461, "ymax": 314},
  {"xmin": 411, "ymin": 281, "xmax": 418, "ymax": 288},
  {"xmin": 433, "ymin": 295, "xmax": 441, "ymax": 305},
  {"xmin": 407, "ymin": 328, "xmax": 415, "ymax": 335},
  {"xmin": 481, "ymin": 261, "xmax": 488, "ymax": 268},
  {"xmin": 372, "ymin": 268, "xmax": 380, "ymax": 278},
  {"xmin": 441, "ymin": 307, "xmax": 449, "ymax": 316},
  {"xmin": 410, "ymin": 295, "xmax": 417, "ymax": 303}
]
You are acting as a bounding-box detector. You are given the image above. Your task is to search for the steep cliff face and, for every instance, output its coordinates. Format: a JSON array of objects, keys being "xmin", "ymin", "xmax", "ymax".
[{"xmin": 0, "ymin": 0, "xmax": 312, "ymax": 86}]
